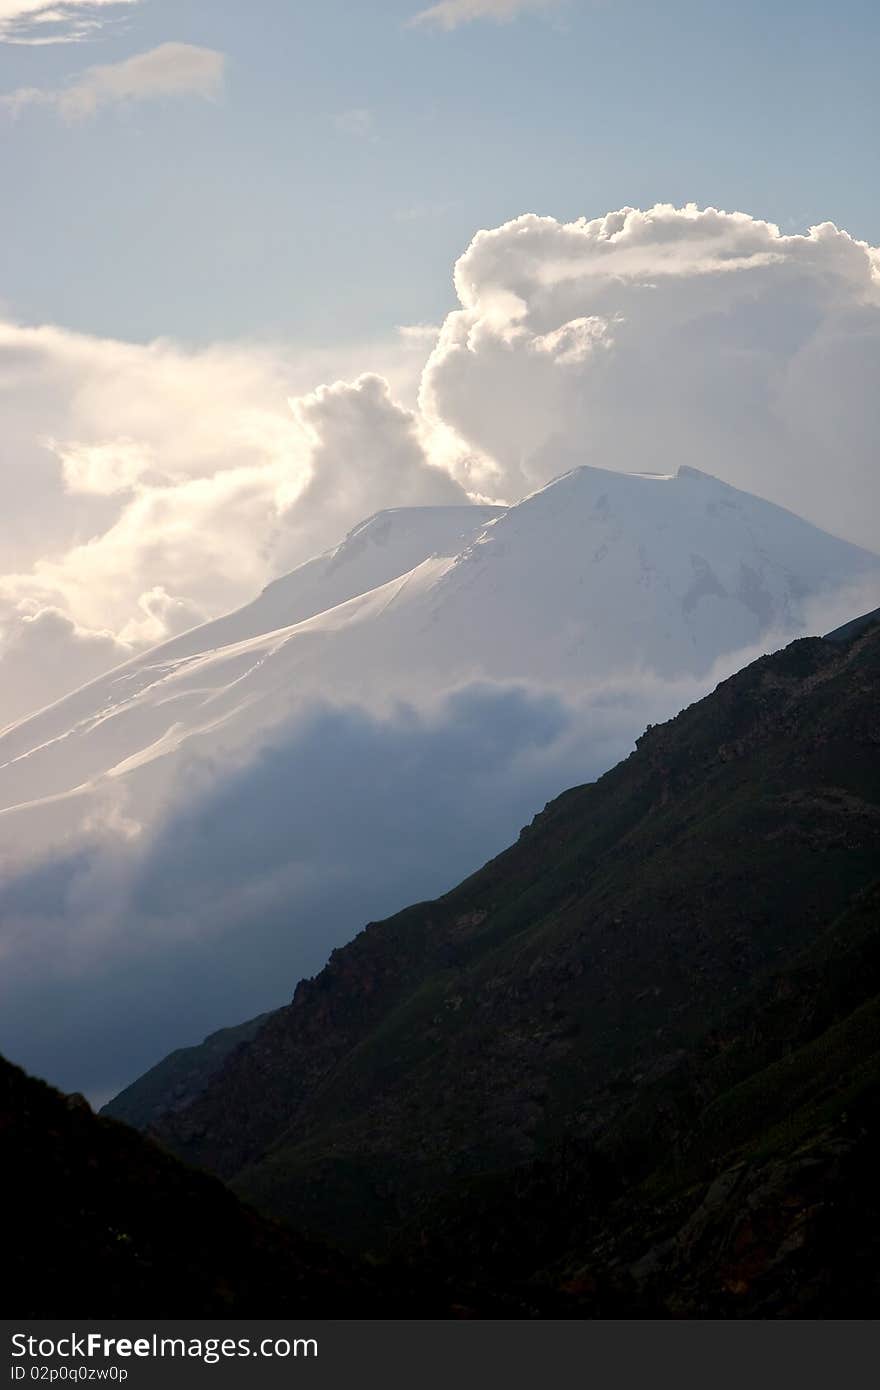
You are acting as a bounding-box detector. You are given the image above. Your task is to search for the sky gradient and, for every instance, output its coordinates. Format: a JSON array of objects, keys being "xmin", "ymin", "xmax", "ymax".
[{"xmin": 2, "ymin": 0, "xmax": 879, "ymax": 346}]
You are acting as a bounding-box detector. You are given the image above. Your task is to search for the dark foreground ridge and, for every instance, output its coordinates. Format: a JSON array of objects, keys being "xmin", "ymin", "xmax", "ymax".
[
  {"xmin": 1, "ymin": 1054, "xmax": 406, "ymax": 1317},
  {"xmin": 150, "ymin": 619, "xmax": 880, "ymax": 1316}
]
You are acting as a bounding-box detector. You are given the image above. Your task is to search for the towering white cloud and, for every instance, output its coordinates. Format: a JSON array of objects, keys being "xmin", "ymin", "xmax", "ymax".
[
  {"xmin": 420, "ymin": 205, "xmax": 880, "ymax": 549},
  {"xmin": 1, "ymin": 203, "xmax": 878, "ymax": 728},
  {"xmin": 0, "ymin": 321, "xmax": 464, "ymax": 720}
]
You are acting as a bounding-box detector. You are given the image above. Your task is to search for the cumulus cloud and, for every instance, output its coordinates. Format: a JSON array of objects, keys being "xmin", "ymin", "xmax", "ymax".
[
  {"xmin": 1, "ymin": 41, "xmax": 225, "ymax": 119},
  {"xmin": 282, "ymin": 374, "xmax": 465, "ymax": 564},
  {"xmin": 0, "ymin": 1, "xmax": 138, "ymax": 46},
  {"xmin": 1, "ymin": 373, "xmax": 464, "ymax": 641},
  {"xmin": 0, "ymin": 581, "xmax": 202, "ymax": 717},
  {"xmin": 0, "ymin": 318, "xmax": 464, "ymax": 721},
  {"xmin": 410, "ymin": 0, "xmax": 559, "ymax": 30},
  {"xmin": 0, "ymin": 600, "xmax": 131, "ymax": 730},
  {"xmin": 116, "ymin": 586, "xmax": 206, "ymax": 647},
  {"xmin": 397, "ymin": 322, "xmax": 442, "ymax": 343},
  {"xmin": 55, "ymin": 438, "xmax": 166, "ymax": 494},
  {"xmin": 2, "ymin": 203, "xmax": 879, "ymax": 724},
  {"xmin": 0, "ymin": 668, "xmax": 723, "ymax": 1099},
  {"xmin": 420, "ymin": 204, "xmax": 880, "ymax": 549}
]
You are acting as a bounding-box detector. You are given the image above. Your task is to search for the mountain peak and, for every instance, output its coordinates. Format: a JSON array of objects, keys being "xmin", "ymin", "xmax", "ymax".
[
  {"xmin": 675, "ymin": 464, "xmax": 720, "ymax": 482},
  {"xmin": 0, "ymin": 468, "xmax": 877, "ymax": 839}
]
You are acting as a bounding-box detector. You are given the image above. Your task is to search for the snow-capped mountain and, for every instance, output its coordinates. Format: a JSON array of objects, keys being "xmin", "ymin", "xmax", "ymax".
[
  {"xmin": 150, "ymin": 502, "xmax": 505, "ymax": 663},
  {"xmin": 0, "ymin": 464, "xmax": 877, "ymax": 854}
]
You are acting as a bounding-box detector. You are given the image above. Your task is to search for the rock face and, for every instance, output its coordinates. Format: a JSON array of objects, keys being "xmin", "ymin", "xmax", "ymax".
[{"xmin": 149, "ymin": 619, "xmax": 880, "ymax": 1316}]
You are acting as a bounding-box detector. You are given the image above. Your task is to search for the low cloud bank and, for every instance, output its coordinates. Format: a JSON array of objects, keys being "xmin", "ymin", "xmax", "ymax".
[{"xmin": 0, "ymin": 667, "xmax": 724, "ymax": 1099}]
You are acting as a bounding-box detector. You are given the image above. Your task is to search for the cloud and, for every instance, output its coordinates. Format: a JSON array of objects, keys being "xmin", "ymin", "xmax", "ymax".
[
  {"xmin": 0, "ymin": 1, "xmax": 138, "ymax": 46},
  {"xmin": 2, "ymin": 202, "xmax": 879, "ymax": 1100},
  {"xmin": 283, "ymin": 373, "xmax": 464, "ymax": 562},
  {"xmin": 116, "ymin": 586, "xmax": 206, "ymax": 647},
  {"xmin": 0, "ymin": 318, "xmax": 464, "ymax": 722},
  {"xmin": 1, "ymin": 203, "xmax": 879, "ymax": 725},
  {"xmin": 1, "ymin": 41, "xmax": 226, "ymax": 119},
  {"xmin": 410, "ymin": 0, "xmax": 559, "ymax": 30},
  {"xmin": 397, "ymin": 322, "xmax": 442, "ymax": 343},
  {"xmin": 0, "ymin": 668, "xmax": 725, "ymax": 1099},
  {"xmin": 2, "ymin": 372, "xmax": 464, "ymax": 638},
  {"xmin": 54, "ymin": 438, "xmax": 166, "ymax": 494},
  {"xmin": 0, "ymin": 575, "xmax": 871, "ymax": 1101},
  {"xmin": 0, "ymin": 600, "xmax": 131, "ymax": 729},
  {"xmin": 420, "ymin": 204, "xmax": 880, "ymax": 550}
]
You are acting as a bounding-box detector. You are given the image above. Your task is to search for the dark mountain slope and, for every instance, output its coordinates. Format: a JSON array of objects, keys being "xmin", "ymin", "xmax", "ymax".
[
  {"xmin": 103, "ymin": 626, "xmax": 880, "ymax": 1141},
  {"xmin": 395, "ymin": 881, "xmax": 880, "ymax": 1317},
  {"xmin": 1, "ymin": 1055, "xmax": 403, "ymax": 1317},
  {"xmin": 151, "ymin": 622, "xmax": 880, "ymax": 1313},
  {"xmin": 103, "ymin": 1011, "xmax": 272, "ymax": 1129}
]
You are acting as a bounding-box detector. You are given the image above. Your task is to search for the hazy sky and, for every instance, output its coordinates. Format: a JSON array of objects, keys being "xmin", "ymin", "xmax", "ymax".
[{"xmin": 2, "ymin": 0, "xmax": 879, "ymax": 346}]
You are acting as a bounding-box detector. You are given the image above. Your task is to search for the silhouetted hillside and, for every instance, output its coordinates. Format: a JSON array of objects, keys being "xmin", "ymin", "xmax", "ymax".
[
  {"xmin": 148, "ymin": 620, "xmax": 880, "ymax": 1315},
  {"xmin": 103, "ymin": 1012, "xmax": 272, "ymax": 1129},
  {"xmin": 2, "ymin": 1055, "xmax": 402, "ymax": 1317}
]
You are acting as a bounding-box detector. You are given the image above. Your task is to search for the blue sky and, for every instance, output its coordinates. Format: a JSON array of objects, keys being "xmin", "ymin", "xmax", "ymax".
[{"xmin": 2, "ymin": 0, "xmax": 879, "ymax": 347}]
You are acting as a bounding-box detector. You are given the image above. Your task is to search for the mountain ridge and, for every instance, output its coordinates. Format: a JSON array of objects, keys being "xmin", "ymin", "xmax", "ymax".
[
  {"xmin": 102, "ymin": 600, "xmax": 880, "ymax": 1135},
  {"xmin": 1, "ymin": 1052, "xmax": 406, "ymax": 1317},
  {"xmin": 142, "ymin": 617, "xmax": 879, "ymax": 1319}
]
